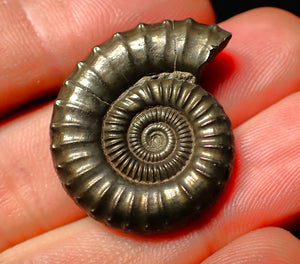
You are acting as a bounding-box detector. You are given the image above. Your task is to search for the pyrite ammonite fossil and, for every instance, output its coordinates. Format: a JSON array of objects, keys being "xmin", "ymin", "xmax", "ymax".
[{"xmin": 50, "ymin": 18, "xmax": 235, "ymax": 234}]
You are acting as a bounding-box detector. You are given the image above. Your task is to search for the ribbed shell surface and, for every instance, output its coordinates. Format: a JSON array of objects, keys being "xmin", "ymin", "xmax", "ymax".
[{"xmin": 50, "ymin": 18, "xmax": 234, "ymax": 234}]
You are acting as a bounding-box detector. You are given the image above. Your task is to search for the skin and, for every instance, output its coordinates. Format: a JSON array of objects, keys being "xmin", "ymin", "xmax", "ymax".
[{"xmin": 0, "ymin": 0, "xmax": 299, "ymax": 263}]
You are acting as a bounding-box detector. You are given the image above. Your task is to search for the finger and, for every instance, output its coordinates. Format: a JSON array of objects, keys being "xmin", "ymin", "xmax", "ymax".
[
  {"xmin": 0, "ymin": 0, "xmax": 215, "ymax": 116},
  {"xmin": 202, "ymin": 227, "xmax": 300, "ymax": 264},
  {"xmin": 2, "ymin": 224, "xmax": 299, "ymax": 264},
  {"xmin": 4, "ymin": 217, "xmax": 199, "ymax": 264},
  {"xmin": 202, "ymin": 7, "xmax": 300, "ymax": 127},
  {"xmin": 1, "ymin": 88, "xmax": 299, "ymax": 262}
]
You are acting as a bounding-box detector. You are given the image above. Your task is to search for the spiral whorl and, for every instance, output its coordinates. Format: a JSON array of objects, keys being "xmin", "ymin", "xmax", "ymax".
[
  {"xmin": 50, "ymin": 19, "xmax": 234, "ymax": 234},
  {"xmin": 103, "ymin": 102, "xmax": 194, "ymax": 183}
]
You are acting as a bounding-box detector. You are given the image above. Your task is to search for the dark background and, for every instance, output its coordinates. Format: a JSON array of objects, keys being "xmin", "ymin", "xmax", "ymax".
[{"xmin": 211, "ymin": 0, "xmax": 299, "ymax": 21}]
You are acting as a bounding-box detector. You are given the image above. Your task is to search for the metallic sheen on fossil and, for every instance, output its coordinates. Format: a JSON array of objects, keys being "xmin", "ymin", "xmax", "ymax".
[{"xmin": 50, "ymin": 18, "xmax": 235, "ymax": 234}]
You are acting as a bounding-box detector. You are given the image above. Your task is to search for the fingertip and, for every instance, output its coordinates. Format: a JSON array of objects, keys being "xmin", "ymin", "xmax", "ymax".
[{"xmin": 203, "ymin": 227, "xmax": 300, "ymax": 264}]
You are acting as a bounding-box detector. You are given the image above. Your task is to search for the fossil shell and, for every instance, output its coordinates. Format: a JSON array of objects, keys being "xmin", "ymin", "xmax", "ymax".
[{"xmin": 50, "ymin": 18, "xmax": 234, "ymax": 234}]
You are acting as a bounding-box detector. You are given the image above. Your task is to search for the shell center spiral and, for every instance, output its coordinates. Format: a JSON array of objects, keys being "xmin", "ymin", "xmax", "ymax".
[
  {"xmin": 143, "ymin": 124, "xmax": 169, "ymax": 151},
  {"xmin": 102, "ymin": 105, "xmax": 194, "ymax": 183},
  {"xmin": 129, "ymin": 109, "xmax": 177, "ymax": 163}
]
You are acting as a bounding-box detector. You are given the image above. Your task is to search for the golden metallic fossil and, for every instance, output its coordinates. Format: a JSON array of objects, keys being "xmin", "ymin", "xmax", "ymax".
[{"xmin": 50, "ymin": 18, "xmax": 235, "ymax": 234}]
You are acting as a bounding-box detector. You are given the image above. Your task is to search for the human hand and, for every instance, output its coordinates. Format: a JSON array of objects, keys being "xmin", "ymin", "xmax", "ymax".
[{"xmin": 0, "ymin": 0, "xmax": 299, "ymax": 263}]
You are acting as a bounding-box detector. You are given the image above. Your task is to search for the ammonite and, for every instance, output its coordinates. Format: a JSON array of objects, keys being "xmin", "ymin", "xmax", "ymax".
[{"xmin": 50, "ymin": 18, "xmax": 235, "ymax": 234}]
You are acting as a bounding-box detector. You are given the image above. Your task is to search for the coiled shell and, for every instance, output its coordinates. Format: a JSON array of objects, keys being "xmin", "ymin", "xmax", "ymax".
[{"xmin": 50, "ymin": 18, "xmax": 234, "ymax": 234}]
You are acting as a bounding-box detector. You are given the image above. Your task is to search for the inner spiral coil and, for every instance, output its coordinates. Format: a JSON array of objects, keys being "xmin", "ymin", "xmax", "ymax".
[
  {"xmin": 102, "ymin": 105, "xmax": 193, "ymax": 183},
  {"xmin": 129, "ymin": 108, "xmax": 178, "ymax": 162}
]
